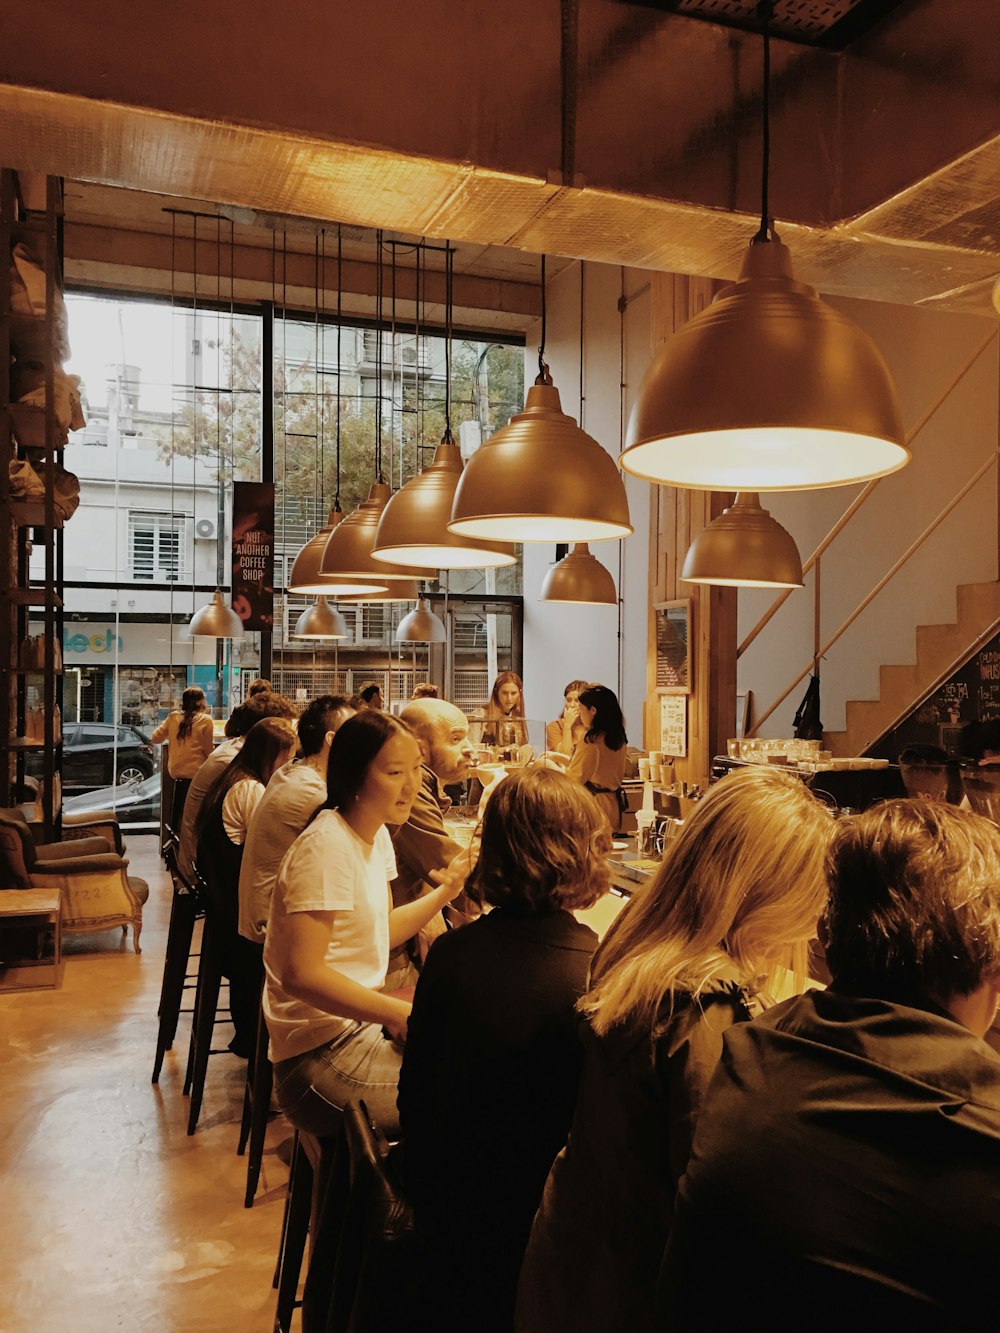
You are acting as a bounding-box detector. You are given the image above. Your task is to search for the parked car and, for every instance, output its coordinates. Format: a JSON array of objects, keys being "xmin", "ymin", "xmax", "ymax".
[
  {"xmin": 63, "ymin": 773, "xmax": 161, "ymax": 824},
  {"xmin": 59, "ymin": 723, "xmax": 159, "ymax": 790}
]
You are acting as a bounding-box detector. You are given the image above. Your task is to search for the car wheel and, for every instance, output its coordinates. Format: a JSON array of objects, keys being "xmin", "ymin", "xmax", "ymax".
[{"xmin": 117, "ymin": 765, "xmax": 147, "ymax": 787}]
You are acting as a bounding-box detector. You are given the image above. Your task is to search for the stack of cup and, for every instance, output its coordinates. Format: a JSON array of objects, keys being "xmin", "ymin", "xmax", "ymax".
[
  {"xmin": 638, "ymin": 756, "xmax": 651, "ymax": 782},
  {"xmin": 649, "ymin": 750, "xmax": 664, "ymax": 785}
]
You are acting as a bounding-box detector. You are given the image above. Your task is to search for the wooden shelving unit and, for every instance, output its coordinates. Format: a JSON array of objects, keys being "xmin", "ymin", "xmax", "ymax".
[{"xmin": 1, "ymin": 169, "xmax": 65, "ymax": 840}]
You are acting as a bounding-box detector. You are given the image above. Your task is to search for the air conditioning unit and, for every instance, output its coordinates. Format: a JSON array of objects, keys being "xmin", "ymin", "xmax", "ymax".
[
  {"xmin": 195, "ymin": 519, "xmax": 217, "ymax": 540},
  {"xmin": 400, "ymin": 345, "xmax": 418, "ymax": 365}
]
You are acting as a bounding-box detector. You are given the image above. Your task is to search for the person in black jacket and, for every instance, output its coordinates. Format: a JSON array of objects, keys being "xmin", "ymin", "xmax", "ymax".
[
  {"xmin": 397, "ymin": 767, "xmax": 611, "ymax": 1333},
  {"xmin": 661, "ymin": 799, "xmax": 1000, "ymax": 1330}
]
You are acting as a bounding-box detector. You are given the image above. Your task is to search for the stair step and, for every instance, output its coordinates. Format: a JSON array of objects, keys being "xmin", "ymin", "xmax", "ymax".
[{"xmin": 957, "ymin": 582, "xmax": 1000, "ymax": 627}]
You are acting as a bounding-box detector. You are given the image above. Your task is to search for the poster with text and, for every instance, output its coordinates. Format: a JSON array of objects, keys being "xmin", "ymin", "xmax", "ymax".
[{"xmin": 231, "ymin": 481, "xmax": 275, "ymax": 631}]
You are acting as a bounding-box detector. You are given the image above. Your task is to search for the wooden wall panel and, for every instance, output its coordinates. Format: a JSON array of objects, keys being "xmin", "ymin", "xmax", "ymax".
[{"xmin": 643, "ymin": 273, "xmax": 737, "ymax": 784}]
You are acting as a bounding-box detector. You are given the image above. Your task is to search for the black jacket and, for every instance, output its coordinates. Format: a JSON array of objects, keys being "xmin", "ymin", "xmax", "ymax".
[{"xmin": 661, "ymin": 988, "xmax": 1000, "ymax": 1330}]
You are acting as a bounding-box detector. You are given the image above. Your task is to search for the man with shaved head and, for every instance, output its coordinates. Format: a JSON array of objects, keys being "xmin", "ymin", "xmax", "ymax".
[{"xmin": 386, "ymin": 697, "xmax": 478, "ymax": 988}]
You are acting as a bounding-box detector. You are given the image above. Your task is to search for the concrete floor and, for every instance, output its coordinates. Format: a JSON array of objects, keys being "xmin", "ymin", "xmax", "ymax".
[{"xmin": 0, "ymin": 835, "xmax": 292, "ymax": 1332}]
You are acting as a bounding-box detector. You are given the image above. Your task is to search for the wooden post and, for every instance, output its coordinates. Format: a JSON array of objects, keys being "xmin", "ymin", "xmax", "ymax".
[{"xmin": 644, "ymin": 273, "xmax": 737, "ymax": 785}]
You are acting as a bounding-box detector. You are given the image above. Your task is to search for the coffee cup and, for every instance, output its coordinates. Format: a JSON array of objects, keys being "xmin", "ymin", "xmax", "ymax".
[{"xmin": 638, "ymin": 757, "xmax": 650, "ymax": 781}]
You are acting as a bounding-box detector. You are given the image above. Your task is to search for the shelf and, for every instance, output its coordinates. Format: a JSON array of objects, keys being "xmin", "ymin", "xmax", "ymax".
[
  {"xmin": 8, "ymin": 667, "xmax": 65, "ymax": 676},
  {"xmin": 5, "ymin": 588, "xmax": 62, "ymax": 608},
  {"xmin": 9, "ymin": 404, "xmax": 68, "ymax": 450},
  {"xmin": 7, "ymin": 499, "xmax": 63, "ymax": 528}
]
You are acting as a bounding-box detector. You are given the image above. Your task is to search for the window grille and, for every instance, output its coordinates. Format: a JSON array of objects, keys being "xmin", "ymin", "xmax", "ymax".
[{"xmin": 129, "ymin": 512, "xmax": 186, "ymax": 581}]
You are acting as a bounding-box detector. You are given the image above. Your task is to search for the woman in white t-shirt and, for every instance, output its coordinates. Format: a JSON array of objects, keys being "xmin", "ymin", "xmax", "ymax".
[
  {"xmin": 264, "ymin": 710, "xmax": 467, "ymax": 1136},
  {"xmin": 195, "ymin": 716, "xmax": 298, "ymax": 1056}
]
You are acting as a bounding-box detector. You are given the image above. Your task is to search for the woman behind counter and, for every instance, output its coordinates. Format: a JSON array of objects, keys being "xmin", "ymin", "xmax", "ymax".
[
  {"xmin": 481, "ymin": 670, "xmax": 529, "ymax": 748},
  {"xmin": 544, "ymin": 678, "xmax": 588, "ymax": 757},
  {"xmin": 565, "ymin": 683, "xmax": 627, "ymax": 832},
  {"xmin": 399, "ymin": 767, "xmax": 609, "ymax": 1333},
  {"xmin": 152, "ymin": 686, "xmax": 215, "ymax": 830},
  {"xmin": 516, "ymin": 765, "xmax": 832, "ymax": 1333}
]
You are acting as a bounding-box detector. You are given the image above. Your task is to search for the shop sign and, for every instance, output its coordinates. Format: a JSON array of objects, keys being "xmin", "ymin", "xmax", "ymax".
[{"xmin": 232, "ymin": 481, "xmax": 275, "ymax": 632}]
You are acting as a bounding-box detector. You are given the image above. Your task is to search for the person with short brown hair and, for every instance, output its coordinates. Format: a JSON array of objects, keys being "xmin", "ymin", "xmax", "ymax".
[
  {"xmin": 661, "ymin": 799, "xmax": 1000, "ymax": 1328},
  {"xmin": 398, "ymin": 768, "xmax": 609, "ymax": 1332}
]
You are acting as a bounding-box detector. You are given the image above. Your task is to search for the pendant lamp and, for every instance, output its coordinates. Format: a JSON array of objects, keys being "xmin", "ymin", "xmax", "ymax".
[
  {"xmin": 680, "ymin": 493, "xmax": 803, "ymax": 589},
  {"xmin": 396, "ymin": 596, "xmax": 447, "ymax": 643},
  {"xmin": 291, "ymin": 595, "xmax": 348, "ymax": 639},
  {"xmin": 375, "ymin": 243, "xmax": 517, "ymax": 567},
  {"xmin": 374, "ymin": 432, "xmax": 517, "ymax": 567},
  {"xmin": 620, "ymin": 3, "xmax": 907, "ymax": 493},
  {"xmin": 321, "ymin": 481, "xmax": 435, "ymax": 583},
  {"xmin": 190, "ymin": 588, "xmax": 245, "ymax": 637},
  {"xmin": 540, "ymin": 543, "xmax": 617, "ymax": 604},
  {"xmin": 287, "ymin": 505, "xmax": 378, "ymax": 592},
  {"xmin": 449, "ymin": 255, "xmax": 632, "ymax": 544}
]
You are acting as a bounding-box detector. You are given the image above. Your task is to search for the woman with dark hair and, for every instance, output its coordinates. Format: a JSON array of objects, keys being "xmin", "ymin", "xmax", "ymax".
[
  {"xmin": 152, "ymin": 685, "xmax": 215, "ymax": 830},
  {"xmin": 545, "ymin": 678, "xmax": 589, "ymax": 756},
  {"xmin": 196, "ymin": 716, "xmax": 298, "ymax": 1056},
  {"xmin": 398, "ymin": 768, "xmax": 609, "ymax": 1332},
  {"xmin": 263, "ymin": 711, "xmax": 466, "ymax": 1135},
  {"xmin": 481, "ymin": 670, "xmax": 528, "ymax": 748},
  {"xmin": 565, "ymin": 682, "xmax": 628, "ymax": 832}
]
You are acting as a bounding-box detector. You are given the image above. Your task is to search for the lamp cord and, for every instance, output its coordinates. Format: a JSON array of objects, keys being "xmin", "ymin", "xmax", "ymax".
[
  {"xmin": 335, "ymin": 224, "xmax": 342, "ymax": 511},
  {"xmin": 537, "ymin": 252, "xmax": 551, "ymax": 384},
  {"xmin": 755, "ymin": 0, "xmax": 775, "ymax": 244},
  {"xmin": 375, "ymin": 228, "xmax": 384, "ymax": 483},
  {"xmin": 444, "ymin": 242, "xmax": 453, "ymax": 442}
]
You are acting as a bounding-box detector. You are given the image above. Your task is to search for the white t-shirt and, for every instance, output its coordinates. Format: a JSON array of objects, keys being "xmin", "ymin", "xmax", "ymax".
[
  {"xmin": 221, "ymin": 777, "xmax": 264, "ymax": 845},
  {"xmin": 237, "ymin": 761, "xmax": 328, "ymax": 944},
  {"xmin": 263, "ymin": 809, "xmax": 398, "ymax": 1063}
]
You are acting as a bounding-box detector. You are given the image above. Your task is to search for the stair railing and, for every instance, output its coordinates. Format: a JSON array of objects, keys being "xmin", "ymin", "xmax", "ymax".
[{"xmin": 744, "ymin": 326, "xmax": 1000, "ymax": 737}]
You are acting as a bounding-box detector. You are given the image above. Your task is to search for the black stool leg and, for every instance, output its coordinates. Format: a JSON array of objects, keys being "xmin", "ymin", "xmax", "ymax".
[
  {"xmin": 241, "ymin": 998, "xmax": 273, "ymax": 1207},
  {"xmin": 152, "ymin": 887, "xmax": 199, "ymax": 1082},
  {"xmin": 273, "ymin": 1132, "xmax": 314, "ymax": 1332},
  {"xmin": 186, "ymin": 926, "xmax": 224, "ymax": 1135}
]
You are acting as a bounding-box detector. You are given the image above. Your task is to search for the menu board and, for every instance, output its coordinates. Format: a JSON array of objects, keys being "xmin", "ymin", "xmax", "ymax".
[
  {"xmin": 660, "ymin": 694, "xmax": 687, "ymax": 757},
  {"xmin": 654, "ymin": 600, "xmax": 691, "ymax": 694},
  {"xmin": 873, "ymin": 631, "xmax": 1000, "ymax": 759}
]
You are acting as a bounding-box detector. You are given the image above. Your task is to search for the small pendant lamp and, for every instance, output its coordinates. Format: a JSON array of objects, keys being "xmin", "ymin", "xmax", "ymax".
[
  {"xmin": 620, "ymin": 2, "xmax": 907, "ymax": 493},
  {"xmin": 540, "ymin": 543, "xmax": 617, "ymax": 604},
  {"xmin": 449, "ymin": 255, "xmax": 632, "ymax": 544},
  {"xmin": 680, "ymin": 493, "xmax": 804, "ymax": 589},
  {"xmin": 374, "ymin": 245, "xmax": 516, "ymax": 569},
  {"xmin": 396, "ymin": 595, "xmax": 447, "ymax": 643},
  {"xmin": 190, "ymin": 588, "xmax": 244, "ymax": 638},
  {"xmin": 288, "ymin": 505, "xmax": 374, "ymax": 593},
  {"xmin": 291, "ymin": 595, "xmax": 348, "ymax": 639}
]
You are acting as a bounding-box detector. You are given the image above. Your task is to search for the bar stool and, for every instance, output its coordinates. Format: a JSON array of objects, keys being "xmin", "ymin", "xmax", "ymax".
[
  {"xmin": 238, "ymin": 988, "xmax": 273, "ymax": 1207},
  {"xmin": 151, "ymin": 841, "xmax": 203, "ymax": 1084},
  {"xmin": 183, "ymin": 913, "xmax": 233, "ymax": 1135},
  {"xmin": 272, "ymin": 1125, "xmax": 346, "ymax": 1333}
]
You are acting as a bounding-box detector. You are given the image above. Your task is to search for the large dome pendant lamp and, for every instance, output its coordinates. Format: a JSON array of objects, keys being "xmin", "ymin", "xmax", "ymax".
[
  {"xmin": 621, "ymin": 1, "xmax": 908, "ymax": 493},
  {"xmin": 291, "ymin": 595, "xmax": 348, "ymax": 639},
  {"xmin": 448, "ymin": 254, "xmax": 632, "ymax": 544},
  {"xmin": 681, "ymin": 493, "xmax": 803, "ymax": 589},
  {"xmin": 320, "ymin": 229, "xmax": 435, "ymax": 588},
  {"xmin": 373, "ymin": 243, "xmax": 516, "ymax": 569},
  {"xmin": 190, "ymin": 588, "xmax": 245, "ymax": 637}
]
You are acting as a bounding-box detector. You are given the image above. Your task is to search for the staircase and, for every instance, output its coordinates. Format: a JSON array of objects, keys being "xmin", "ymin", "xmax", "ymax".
[{"xmin": 824, "ymin": 581, "xmax": 1000, "ymax": 757}]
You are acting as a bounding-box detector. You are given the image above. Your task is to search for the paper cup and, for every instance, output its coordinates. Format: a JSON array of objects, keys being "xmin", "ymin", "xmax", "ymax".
[{"xmin": 638, "ymin": 757, "xmax": 650, "ymax": 781}]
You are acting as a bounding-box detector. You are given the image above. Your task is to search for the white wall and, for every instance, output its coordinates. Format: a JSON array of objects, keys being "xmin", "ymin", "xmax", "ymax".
[
  {"xmin": 521, "ymin": 261, "xmax": 653, "ymax": 744},
  {"xmin": 738, "ymin": 299, "xmax": 999, "ymax": 736}
]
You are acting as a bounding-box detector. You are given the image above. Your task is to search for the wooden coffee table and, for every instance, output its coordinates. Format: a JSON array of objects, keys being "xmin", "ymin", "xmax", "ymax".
[{"xmin": 0, "ymin": 889, "xmax": 62, "ymax": 991}]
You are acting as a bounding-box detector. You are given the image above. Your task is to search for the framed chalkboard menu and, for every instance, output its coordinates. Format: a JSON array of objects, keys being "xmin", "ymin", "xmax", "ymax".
[{"xmin": 654, "ymin": 599, "xmax": 692, "ymax": 695}]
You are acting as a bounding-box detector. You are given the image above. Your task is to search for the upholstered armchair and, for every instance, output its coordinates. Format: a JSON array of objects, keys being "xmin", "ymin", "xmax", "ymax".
[{"xmin": 0, "ymin": 807, "xmax": 149, "ymax": 953}]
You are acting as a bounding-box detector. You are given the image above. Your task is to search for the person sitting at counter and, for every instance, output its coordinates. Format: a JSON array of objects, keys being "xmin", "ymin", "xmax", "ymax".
[
  {"xmin": 563, "ymin": 683, "xmax": 628, "ymax": 833},
  {"xmin": 399, "ymin": 768, "xmax": 608, "ymax": 1333},
  {"xmin": 195, "ymin": 716, "xmax": 298, "ymax": 1057},
  {"xmin": 386, "ymin": 697, "xmax": 478, "ymax": 990},
  {"xmin": 661, "ymin": 799, "xmax": 1000, "ymax": 1328},
  {"xmin": 544, "ymin": 678, "xmax": 588, "ymax": 757},
  {"xmin": 516, "ymin": 765, "xmax": 832, "ymax": 1333},
  {"xmin": 481, "ymin": 671, "xmax": 529, "ymax": 748},
  {"xmin": 152, "ymin": 686, "xmax": 215, "ymax": 831},
  {"xmin": 263, "ymin": 711, "xmax": 465, "ymax": 1137}
]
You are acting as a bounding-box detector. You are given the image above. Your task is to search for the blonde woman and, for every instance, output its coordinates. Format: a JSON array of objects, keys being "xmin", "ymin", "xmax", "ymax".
[
  {"xmin": 516, "ymin": 765, "xmax": 833, "ymax": 1333},
  {"xmin": 481, "ymin": 671, "xmax": 528, "ymax": 748}
]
